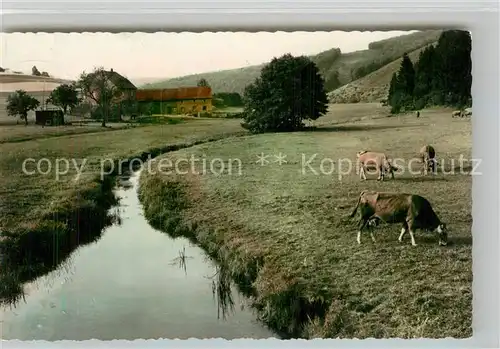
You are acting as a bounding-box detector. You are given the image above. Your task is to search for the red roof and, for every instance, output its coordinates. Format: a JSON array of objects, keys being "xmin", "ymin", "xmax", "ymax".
[{"xmin": 136, "ymin": 86, "xmax": 212, "ymax": 101}]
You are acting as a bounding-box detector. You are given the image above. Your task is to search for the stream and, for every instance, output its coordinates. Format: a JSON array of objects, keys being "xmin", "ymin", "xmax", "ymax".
[{"xmin": 0, "ymin": 170, "xmax": 276, "ymax": 340}]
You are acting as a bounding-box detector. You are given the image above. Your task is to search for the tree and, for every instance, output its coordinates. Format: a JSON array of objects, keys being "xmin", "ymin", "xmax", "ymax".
[
  {"xmin": 47, "ymin": 83, "xmax": 80, "ymax": 114},
  {"xmin": 433, "ymin": 30, "xmax": 472, "ymax": 106},
  {"xmin": 41, "ymin": 71, "xmax": 50, "ymax": 77},
  {"xmin": 6, "ymin": 90, "xmax": 40, "ymax": 125},
  {"xmin": 387, "ymin": 72, "xmax": 403, "ymax": 113},
  {"xmin": 0, "ymin": 67, "xmax": 5, "ymax": 73},
  {"xmin": 387, "ymin": 53, "xmax": 416, "ymax": 113},
  {"xmin": 77, "ymin": 67, "xmax": 122, "ymax": 127},
  {"xmin": 32, "ymin": 66, "xmax": 41, "ymax": 76},
  {"xmin": 242, "ymin": 53, "xmax": 328, "ymax": 133},
  {"xmin": 385, "ymin": 30, "xmax": 472, "ymax": 114},
  {"xmin": 413, "ymin": 45, "xmax": 437, "ymax": 101},
  {"xmin": 197, "ymin": 78, "xmax": 210, "ymax": 87},
  {"xmin": 324, "ymin": 70, "xmax": 341, "ymax": 91},
  {"xmin": 213, "ymin": 92, "xmax": 243, "ymax": 107},
  {"xmin": 397, "ymin": 53, "xmax": 416, "ymax": 96}
]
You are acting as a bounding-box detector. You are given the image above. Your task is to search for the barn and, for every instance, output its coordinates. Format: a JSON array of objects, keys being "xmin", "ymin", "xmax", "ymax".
[{"xmin": 135, "ymin": 86, "xmax": 213, "ymax": 116}]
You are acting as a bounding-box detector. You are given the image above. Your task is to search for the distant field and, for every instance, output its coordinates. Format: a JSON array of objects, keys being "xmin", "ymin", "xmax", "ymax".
[
  {"xmin": 0, "ymin": 91, "xmax": 51, "ymax": 125},
  {"xmin": 0, "ymin": 73, "xmax": 73, "ymax": 85},
  {"xmin": 0, "ymin": 74, "xmax": 73, "ymax": 124},
  {"xmin": 140, "ymin": 102, "xmax": 472, "ymax": 338}
]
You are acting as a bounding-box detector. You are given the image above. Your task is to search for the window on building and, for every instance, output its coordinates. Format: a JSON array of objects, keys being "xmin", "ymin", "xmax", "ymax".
[{"xmin": 202, "ymin": 106, "xmax": 207, "ymax": 111}]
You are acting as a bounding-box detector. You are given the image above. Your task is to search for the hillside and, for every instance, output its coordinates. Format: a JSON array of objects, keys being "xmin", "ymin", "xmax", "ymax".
[
  {"xmin": 328, "ymin": 44, "xmax": 435, "ymax": 104},
  {"xmin": 0, "ymin": 73, "xmax": 74, "ymax": 85},
  {"xmin": 141, "ymin": 30, "xmax": 442, "ymax": 94},
  {"xmin": 0, "ymin": 73, "xmax": 75, "ymax": 93}
]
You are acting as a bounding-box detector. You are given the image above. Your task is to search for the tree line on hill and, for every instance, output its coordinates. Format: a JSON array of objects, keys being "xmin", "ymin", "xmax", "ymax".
[
  {"xmin": 387, "ymin": 30, "xmax": 472, "ymax": 114},
  {"xmin": 32, "ymin": 66, "xmax": 51, "ymax": 77},
  {"xmin": 0, "ymin": 66, "xmax": 50, "ymax": 77}
]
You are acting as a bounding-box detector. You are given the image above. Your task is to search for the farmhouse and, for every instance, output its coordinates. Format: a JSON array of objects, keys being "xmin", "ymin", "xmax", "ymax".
[
  {"xmin": 79, "ymin": 68, "xmax": 137, "ymax": 120},
  {"xmin": 83, "ymin": 68, "xmax": 137, "ymax": 103},
  {"xmin": 135, "ymin": 86, "xmax": 212, "ymax": 115}
]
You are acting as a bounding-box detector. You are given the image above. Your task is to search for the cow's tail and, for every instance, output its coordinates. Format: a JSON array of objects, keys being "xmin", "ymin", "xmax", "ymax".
[{"xmin": 349, "ymin": 193, "xmax": 363, "ymax": 218}]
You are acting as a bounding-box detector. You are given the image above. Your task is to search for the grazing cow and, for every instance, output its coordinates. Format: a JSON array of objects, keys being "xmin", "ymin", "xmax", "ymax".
[
  {"xmin": 419, "ymin": 145, "xmax": 437, "ymax": 175},
  {"xmin": 348, "ymin": 190, "xmax": 448, "ymax": 246},
  {"xmin": 356, "ymin": 151, "xmax": 396, "ymax": 181},
  {"xmin": 451, "ymin": 110, "xmax": 462, "ymax": 118}
]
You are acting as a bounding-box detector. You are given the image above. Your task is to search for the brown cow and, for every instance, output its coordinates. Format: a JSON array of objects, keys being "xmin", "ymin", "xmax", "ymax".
[
  {"xmin": 356, "ymin": 151, "xmax": 396, "ymax": 181},
  {"xmin": 419, "ymin": 145, "xmax": 436, "ymax": 175},
  {"xmin": 348, "ymin": 190, "xmax": 448, "ymax": 246}
]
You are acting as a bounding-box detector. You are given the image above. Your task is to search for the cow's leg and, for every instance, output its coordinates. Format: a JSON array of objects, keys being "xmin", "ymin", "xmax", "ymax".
[
  {"xmin": 357, "ymin": 218, "xmax": 369, "ymax": 244},
  {"xmin": 368, "ymin": 223, "xmax": 376, "ymax": 243},
  {"xmin": 406, "ymin": 219, "xmax": 418, "ymax": 246},
  {"xmin": 377, "ymin": 165, "xmax": 384, "ymax": 181},
  {"xmin": 360, "ymin": 165, "xmax": 367, "ymax": 180},
  {"xmin": 398, "ymin": 221, "xmax": 408, "ymax": 242}
]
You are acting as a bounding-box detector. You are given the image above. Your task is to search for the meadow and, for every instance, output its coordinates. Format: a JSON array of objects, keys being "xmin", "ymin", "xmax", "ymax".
[
  {"xmin": 0, "ymin": 116, "xmax": 246, "ymax": 303},
  {"xmin": 139, "ymin": 103, "xmax": 473, "ymax": 338}
]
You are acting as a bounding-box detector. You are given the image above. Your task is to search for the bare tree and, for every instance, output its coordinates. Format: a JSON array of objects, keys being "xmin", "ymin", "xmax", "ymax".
[{"xmin": 77, "ymin": 67, "xmax": 122, "ymax": 127}]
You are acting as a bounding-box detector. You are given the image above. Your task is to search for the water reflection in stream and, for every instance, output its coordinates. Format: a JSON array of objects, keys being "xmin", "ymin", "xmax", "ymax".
[{"xmin": 1, "ymin": 170, "xmax": 276, "ymax": 340}]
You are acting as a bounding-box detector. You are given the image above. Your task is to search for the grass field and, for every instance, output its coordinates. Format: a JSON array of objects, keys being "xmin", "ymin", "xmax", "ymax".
[
  {"xmin": 139, "ymin": 103, "xmax": 472, "ymax": 338},
  {"xmin": 0, "ymin": 117, "xmax": 246, "ymax": 303}
]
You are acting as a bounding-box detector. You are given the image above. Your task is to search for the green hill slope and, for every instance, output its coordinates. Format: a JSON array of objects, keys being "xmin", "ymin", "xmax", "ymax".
[
  {"xmin": 328, "ymin": 43, "xmax": 436, "ymax": 104},
  {"xmin": 141, "ymin": 30, "xmax": 442, "ymax": 94}
]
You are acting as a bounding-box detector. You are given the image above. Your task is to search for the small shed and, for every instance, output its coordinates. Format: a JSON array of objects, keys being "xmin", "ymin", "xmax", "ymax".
[{"xmin": 35, "ymin": 110, "xmax": 65, "ymax": 126}]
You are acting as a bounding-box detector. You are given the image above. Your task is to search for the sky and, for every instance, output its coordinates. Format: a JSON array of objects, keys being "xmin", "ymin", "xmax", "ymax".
[{"xmin": 1, "ymin": 31, "xmax": 417, "ymax": 82}]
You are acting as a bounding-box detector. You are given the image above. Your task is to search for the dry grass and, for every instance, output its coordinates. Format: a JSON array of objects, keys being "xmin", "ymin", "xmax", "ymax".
[
  {"xmin": 139, "ymin": 103, "xmax": 472, "ymax": 338},
  {"xmin": 0, "ymin": 118, "xmax": 245, "ymax": 227}
]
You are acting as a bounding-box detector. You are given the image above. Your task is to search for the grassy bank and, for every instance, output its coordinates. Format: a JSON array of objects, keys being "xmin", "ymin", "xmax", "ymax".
[
  {"xmin": 138, "ymin": 103, "xmax": 472, "ymax": 338},
  {"xmin": 0, "ymin": 117, "xmax": 247, "ymax": 305}
]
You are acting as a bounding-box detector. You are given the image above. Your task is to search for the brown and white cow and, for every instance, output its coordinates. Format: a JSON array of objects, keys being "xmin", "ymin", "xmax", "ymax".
[
  {"xmin": 418, "ymin": 145, "xmax": 437, "ymax": 175},
  {"xmin": 356, "ymin": 151, "xmax": 396, "ymax": 181},
  {"xmin": 348, "ymin": 190, "xmax": 448, "ymax": 246}
]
